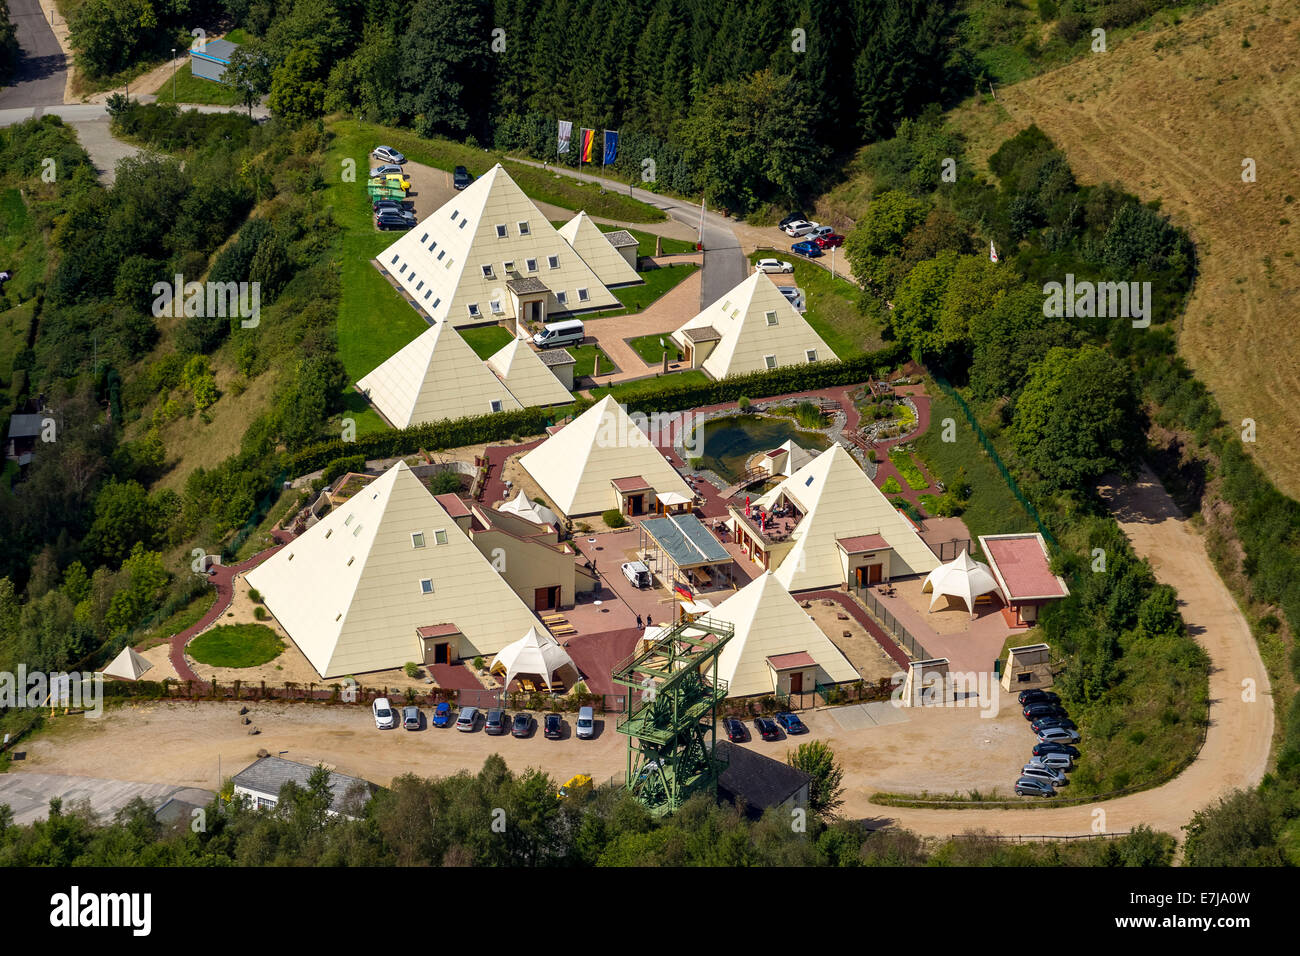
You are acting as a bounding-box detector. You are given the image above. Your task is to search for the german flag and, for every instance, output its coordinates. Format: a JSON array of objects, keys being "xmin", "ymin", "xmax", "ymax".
[{"xmin": 580, "ymin": 128, "xmax": 595, "ymax": 163}]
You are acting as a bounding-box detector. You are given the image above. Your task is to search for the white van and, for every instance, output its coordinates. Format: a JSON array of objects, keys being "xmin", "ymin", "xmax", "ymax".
[
  {"xmin": 576, "ymin": 706, "xmax": 595, "ymax": 739},
  {"xmin": 533, "ymin": 319, "xmax": 585, "ymax": 349}
]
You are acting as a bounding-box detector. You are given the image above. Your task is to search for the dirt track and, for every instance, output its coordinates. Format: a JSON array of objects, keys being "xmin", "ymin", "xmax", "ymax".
[{"xmin": 873, "ymin": 465, "xmax": 1273, "ymax": 838}]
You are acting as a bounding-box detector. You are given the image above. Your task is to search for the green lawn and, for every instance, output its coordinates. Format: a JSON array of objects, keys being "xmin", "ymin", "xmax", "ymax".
[
  {"xmin": 889, "ymin": 448, "xmax": 930, "ymax": 490},
  {"xmin": 459, "ymin": 325, "xmax": 514, "ymax": 360},
  {"xmin": 628, "ymin": 333, "xmax": 680, "ymax": 366},
  {"xmin": 188, "ymin": 623, "xmax": 284, "ymax": 668},
  {"xmin": 747, "ymin": 251, "xmax": 881, "ymax": 360},
  {"xmin": 603, "ymin": 224, "xmax": 697, "ymax": 256},
  {"xmin": 153, "ymin": 61, "xmax": 242, "ymax": 105},
  {"xmin": 569, "ymin": 343, "xmax": 615, "ymax": 378},
  {"xmin": 913, "ymin": 388, "xmax": 1037, "ymax": 556},
  {"xmin": 589, "ymin": 370, "xmax": 710, "ymax": 402},
  {"xmin": 608, "ymin": 263, "xmax": 698, "ymax": 314}
]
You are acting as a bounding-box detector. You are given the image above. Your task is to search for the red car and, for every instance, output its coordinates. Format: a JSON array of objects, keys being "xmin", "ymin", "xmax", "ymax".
[{"xmin": 814, "ymin": 233, "xmax": 845, "ymax": 248}]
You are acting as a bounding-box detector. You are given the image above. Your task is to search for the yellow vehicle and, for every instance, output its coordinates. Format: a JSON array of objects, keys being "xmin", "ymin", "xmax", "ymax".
[
  {"xmin": 383, "ymin": 172, "xmax": 411, "ymax": 191},
  {"xmin": 557, "ymin": 773, "xmax": 592, "ymax": 799}
]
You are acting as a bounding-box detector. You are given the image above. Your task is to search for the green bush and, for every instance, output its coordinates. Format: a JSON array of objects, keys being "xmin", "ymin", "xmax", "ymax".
[
  {"xmin": 881, "ymin": 476, "xmax": 903, "ymax": 494},
  {"xmin": 404, "ymin": 662, "xmax": 421, "ymax": 679},
  {"xmin": 603, "ymin": 509, "xmax": 628, "ymax": 528},
  {"xmin": 323, "ymin": 455, "xmax": 366, "ymax": 486},
  {"xmin": 253, "ymin": 606, "xmax": 269, "ymax": 621}
]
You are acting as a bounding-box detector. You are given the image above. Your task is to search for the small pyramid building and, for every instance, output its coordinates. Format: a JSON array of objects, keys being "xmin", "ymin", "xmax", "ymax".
[
  {"xmin": 485, "ymin": 337, "xmax": 573, "ymax": 407},
  {"xmin": 102, "ymin": 646, "xmax": 153, "ymax": 681},
  {"xmin": 672, "ymin": 271, "xmax": 832, "ymax": 379},
  {"xmin": 498, "ymin": 489, "xmax": 560, "ymax": 527},
  {"xmin": 751, "ymin": 444, "xmax": 939, "ymax": 591},
  {"xmin": 356, "ymin": 320, "xmax": 522, "ymax": 428},
  {"xmin": 557, "ymin": 211, "xmax": 641, "ymax": 287},
  {"xmin": 376, "ymin": 163, "xmax": 618, "ymax": 328},
  {"xmin": 245, "ymin": 462, "xmax": 543, "ymax": 678},
  {"xmin": 519, "ymin": 394, "xmax": 692, "ymax": 518},
  {"xmin": 711, "ymin": 573, "xmax": 858, "ymax": 697}
]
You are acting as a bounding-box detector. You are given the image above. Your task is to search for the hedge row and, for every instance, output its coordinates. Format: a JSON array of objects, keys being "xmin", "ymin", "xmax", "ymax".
[{"xmin": 288, "ymin": 343, "xmax": 906, "ymax": 479}]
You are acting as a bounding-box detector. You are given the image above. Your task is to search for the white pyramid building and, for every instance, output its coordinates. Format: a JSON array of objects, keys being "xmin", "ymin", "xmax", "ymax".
[
  {"xmin": 557, "ymin": 211, "xmax": 641, "ymax": 287},
  {"xmin": 376, "ymin": 163, "xmax": 619, "ymax": 327},
  {"xmin": 356, "ymin": 320, "xmax": 522, "ymax": 428},
  {"xmin": 102, "ymin": 646, "xmax": 153, "ymax": 681},
  {"xmin": 754, "ymin": 443, "xmax": 939, "ymax": 591},
  {"xmin": 498, "ymin": 489, "xmax": 560, "ymax": 527},
  {"xmin": 245, "ymin": 462, "xmax": 543, "ymax": 678},
  {"xmin": 672, "ymin": 271, "xmax": 832, "ymax": 379},
  {"xmin": 485, "ymin": 337, "xmax": 573, "ymax": 408},
  {"xmin": 518, "ymin": 394, "xmax": 692, "ymax": 517},
  {"xmin": 711, "ymin": 573, "xmax": 858, "ymax": 697}
]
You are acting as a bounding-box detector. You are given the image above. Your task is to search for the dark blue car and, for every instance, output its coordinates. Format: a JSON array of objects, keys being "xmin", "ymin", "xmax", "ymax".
[
  {"xmin": 791, "ymin": 240, "xmax": 823, "ymax": 258},
  {"xmin": 774, "ymin": 712, "xmax": 808, "ymax": 734},
  {"xmin": 431, "ymin": 702, "xmax": 452, "ymax": 727}
]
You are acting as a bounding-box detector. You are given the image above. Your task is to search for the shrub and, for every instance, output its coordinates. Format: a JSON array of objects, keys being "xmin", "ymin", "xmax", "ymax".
[
  {"xmin": 473, "ymin": 656, "xmax": 486, "ymax": 671},
  {"xmin": 248, "ymin": 587, "xmax": 263, "ymax": 604},
  {"xmin": 322, "ymin": 455, "xmax": 366, "ymax": 486},
  {"xmin": 253, "ymin": 606, "xmax": 269, "ymax": 621},
  {"xmin": 404, "ymin": 662, "xmax": 421, "ymax": 679},
  {"xmin": 881, "ymin": 476, "xmax": 903, "ymax": 494},
  {"xmin": 603, "ymin": 509, "xmax": 628, "ymax": 528},
  {"xmin": 737, "ymin": 396, "xmax": 752, "ymax": 412},
  {"xmin": 428, "ymin": 468, "xmax": 462, "ymax": 495}
]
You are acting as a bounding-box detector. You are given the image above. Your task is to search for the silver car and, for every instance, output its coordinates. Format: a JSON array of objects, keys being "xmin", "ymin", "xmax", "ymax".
[
  {"xmin": 372, "ymin": 145, "xmax": 406, "ymax": 164},
  {"xmin": 1021, "ymin": 764, "xmax": 1068, "ymax": 787},
  {"xmin": 1029, "ymin": 752, "xmax": 1073, "ymax": 772},
  {"xmin": 1037, "ymin": 725, "xmax": 1081, "ymax": 745},
  {"xmin": 369, "ymin": 163, "xmax": 404, "ymax": 179}
]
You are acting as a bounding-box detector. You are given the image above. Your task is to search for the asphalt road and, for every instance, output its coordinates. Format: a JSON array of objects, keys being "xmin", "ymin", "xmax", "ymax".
[
  {"xmin": 507, "ymin": 157, "xmax": 747, "ymax": 309},
  {"xmin": 0, "ymin": 0, "xmax": 66, "ymax": 110}
]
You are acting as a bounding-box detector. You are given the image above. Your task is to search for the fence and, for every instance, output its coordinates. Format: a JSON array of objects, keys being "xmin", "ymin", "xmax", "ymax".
[
  {"xmin": 813, "ymin": 678, "xmax": 897, "ymax": 708},
  {"xmin": 931, "ymin": 537, "xmax": 973, "ymax": 562},
  {"xmin": 856, "ymin": 586, "xmax": 933, "ymax": 661},
  {"xmin": 929, "ymin": 375, "xmax": 1057, "ymax": 546}
]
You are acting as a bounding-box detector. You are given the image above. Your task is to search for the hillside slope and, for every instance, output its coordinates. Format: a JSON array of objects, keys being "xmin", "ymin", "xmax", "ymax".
[{"xmin": 947, "ymin": 0, "xmax": 1300, "ymax": 497}]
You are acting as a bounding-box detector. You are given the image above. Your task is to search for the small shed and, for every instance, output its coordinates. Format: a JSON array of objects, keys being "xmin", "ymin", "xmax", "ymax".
[
  {"xmin": 712, "ymin": 740, "xmax": 810, "ymax": 819},
  {"xmin": 231, "ymin": 757, "xmax": 376, "ymax": 818},
  {"xmin": 190, "ymin": 38, "xmax": 239, "ymax": 83}
]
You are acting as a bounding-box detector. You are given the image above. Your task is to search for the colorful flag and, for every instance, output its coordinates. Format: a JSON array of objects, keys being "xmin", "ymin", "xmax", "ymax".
[
  {"xmin": 603, "ymin": 129, "xmax": 619, "ymax": 165},
  {"xmin": 557, "ymin": 120, "xmax": 572, "ymax": 154},
  {"xmin": 580, "ymin": 128, "xmax": 595, "ymax": 163},
  {"xmin": 989, "ymin": 240, "xmax": 999, "ymax": 263},
  {"xmin": 674, "ymin": 584, "xmax": 693, "ymax": 602}
]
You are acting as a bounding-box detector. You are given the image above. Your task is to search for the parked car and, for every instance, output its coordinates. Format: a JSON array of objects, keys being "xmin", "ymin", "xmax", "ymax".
[
  {"xmin": 369, "ymin": 163, "xmax": 404, "ymax": 179},
  {"xmin": 1019, "ymin": 689, "xmax": 1061, "ymax": 706},
  {"xmin": 485, "ymin": 709, "xmax": 508, "ymax": 735},
  {"xmin": 372, "ymin": 145, "xmax": 406, "ymax": 165},
  {"xmin": 543, "ymin": 713, "xmax": 564, "ymax": 739},
  {"xmin": 782, "ymin": 219, "xmax": 819, "ymax": 237},
  {"xmin": 754, "ymin": 258, "xmax": 794, "ymax": 274},
  {"xmin": 431, "ymin": 702, "xmax": 452, "ymax": 728},
  {"xmin": 774, "ymin": 712, "xmax": 808, "ymax": 735},
  {"xmin": 372, "ymin": 199, "xmax": 410, "ymax": 214},
  {"xmin": 576, "ymin": 706, "xmax": 595, "ymax": 739},
  {"xmin": 1037, "ymin": 725, "xmax": 1082, "ymax": 745},
  {"xmin": 814, "ymin": 232, "xmax": 845, "ymax": 248},
  {"xmin": 453, "ymin": 165, "xmax": 473, "ymax": 190},
  {"xmin": 1015, "ymin": 776, "xmax": 1056, "ymax": 797},
  {"xmin": 1030, "ymin": 715, "xmax": 1077, "ymax": 734},
  {"xmin": 402, "ymin": 706, "xmax": 421, "ymax": 731},
  {"xmin": 778, "ymin": 212, "xmax": 808, "ymax": 230},
  {"xmin": 754, "ymin": 716, "xmax": 781, "ymax": 741},
  {"xmin": 807, "ymin": 225, "xmax": 834, "ymax": 240},
  {"xmin": 621, "ymin": 561, "xmax": 652, "ymax": 589},
  {"xmin": 723, "ymin": 718, "xmax": 748, "ymax": 743},
  {"xmin": 1023, "ymin": 702, "xmax": 1067, "ymax": 720},
  {"xmin": 1021, "ymin": 764, "xmax": 1068, "ymax": 787},
  {"xmin": 791, "ymin": 240, "xmax": 823, "ymax": 258},
  {"xmin": 455, "ymin": 706, "xmax": 479, "ymax": 732},
  {"xmin": 372, "ymin": 697, "xmax": 396, "ymax": 730},
  {"xmin": 511, "ymin": 712, "xmax": 533, "ymax": 738},
  {"xmin": 373, "ymin": 206, "xmax": 415, "ymax": 224},
  {"xmin": 777, "ymin": 286, "xmax": 804, "ymax": 308},
  {"xmin": 1032, "ymin": 740, "xmax": 1080, "ymax": 759},
  {"xmin": 375, "ymin": 212, "xmax": 414, "ymax": 231},
  {"xmin": 1029, "ymin": 752, "xmax": 1073, "ymax": 771},
  {"xmin": 378, "ymin": 172, "xmax": 411, "ymax": 191}
]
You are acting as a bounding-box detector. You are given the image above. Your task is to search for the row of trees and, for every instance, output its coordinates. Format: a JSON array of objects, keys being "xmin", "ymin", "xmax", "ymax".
[{"xmin": 0, "ymin": 754, "xmax": 1177, "ymax": 867}]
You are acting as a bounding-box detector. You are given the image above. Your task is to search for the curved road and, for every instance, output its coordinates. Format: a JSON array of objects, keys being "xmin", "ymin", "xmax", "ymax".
[
  {"xmin": 866, "ymin": 465, "xmax": 1273, "ymax": 839},
  {"xmin": 508, "ymin": 156, "xmax": 747, "ymax": 308}
]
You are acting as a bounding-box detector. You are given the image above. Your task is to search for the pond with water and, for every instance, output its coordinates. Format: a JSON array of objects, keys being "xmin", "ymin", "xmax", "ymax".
[{"xmin": 691, "ymin": 414, "xmax": 831, "ymax": 483}]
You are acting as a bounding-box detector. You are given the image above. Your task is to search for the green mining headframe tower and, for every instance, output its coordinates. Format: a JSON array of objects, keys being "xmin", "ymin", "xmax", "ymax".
[{"xmin": 612, "ymin": 615, "xmax": 733, "ymax": 815}]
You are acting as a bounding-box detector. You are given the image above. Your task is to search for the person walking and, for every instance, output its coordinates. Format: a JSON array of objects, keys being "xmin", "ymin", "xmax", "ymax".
[{"xmin": 635, "ymin": 613, "xmax": 643, "ymax": 630}]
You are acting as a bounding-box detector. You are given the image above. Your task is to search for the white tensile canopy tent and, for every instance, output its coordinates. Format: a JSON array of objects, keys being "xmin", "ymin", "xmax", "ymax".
[
  {"xmin": 489, "ymin": 626, "xmax": 579, "ymax": 691},
  {"xmin": 922, "ymin": 549, "xmax": 1001, "ymax": 618},
  {"xmin": 499, "ymin": 489, "xmax": 560, "ymax": 527},
  {"xmin": 102, "ymin": 646, "xmax": 154, "ymax": 681}
]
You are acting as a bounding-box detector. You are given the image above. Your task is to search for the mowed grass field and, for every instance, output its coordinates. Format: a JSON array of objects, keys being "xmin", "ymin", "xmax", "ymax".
[
  {"xmin": 746, "ymin": 251, "xmax": 883, "ymax": 359},
  {"xmin": 944, "ymin": 0, "xmax": 1300, "ymax": 497}
]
